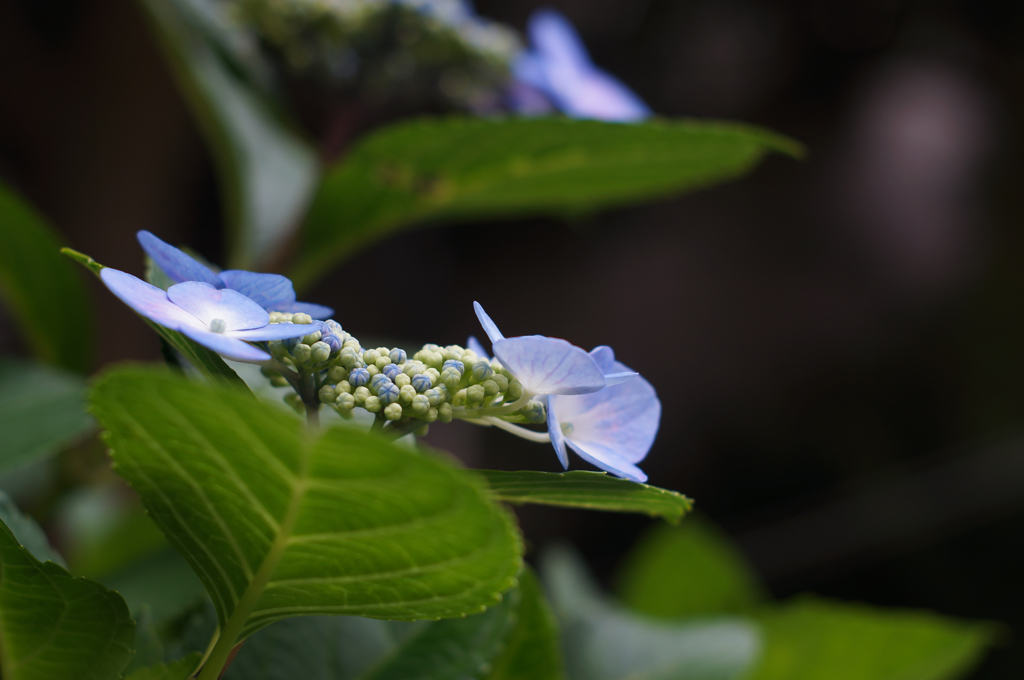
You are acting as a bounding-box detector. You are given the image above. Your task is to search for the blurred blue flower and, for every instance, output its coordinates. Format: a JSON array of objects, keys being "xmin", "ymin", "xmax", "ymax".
[
  {"xmin": 547, "ymin": 346, "xmax": 660, "ymax": 482},
  {"xmin": 473, "ymin": 301, "xmax": 635, "ymax": 396},
  {"xmin": 138, "ymin": 231, "xmax": 333, "ymax": 319},
  {"xmin": 511, "ymin": 8, "xmax": 651, "ymax": 122},
  {"xmin": 100, "ymin": 268, "xmax": 315, "ymax": 362}
]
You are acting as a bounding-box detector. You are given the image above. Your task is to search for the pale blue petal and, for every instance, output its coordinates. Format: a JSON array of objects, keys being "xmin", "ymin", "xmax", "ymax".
[
  {"xmin": 493, "ymin": 336, "xmax": 605, "ymax": 395},
  {"xmin": 100, "ymin": 268, "xmax": 205, "ymax": 332},
  {"xmin": 604, "ymin": 371, "xmax": 638, "ymax": 385},
  {"xmin": 547, "ymin": 67, "xmax": 651, "ymax": 122},
  {"xmin": 229, "ymin": 323, "xmax": 318, "ymax": 341},
  {"xmin": 528, "ymin": 9, "xmax": 592, "ymax": 71},
  {"xmin": 566, "ymin": 440, "xmax": 647, "ymax": 482},
  {"xmin": 549, "ymin": 369, "xmax": 660, "ymax": 464},
  {"xmin": 467, "ymin": 335, "xmax": 490, "ymax": 360},
  {"xmin": 219, "ymin": 270, "xmax": 296, "ymax": 311},
  {"xmin": 512, "ymin": 52, "xmax": 549, "ymax": 90},
  {"xmin": 546, "ymin": 395, "xmax": 569, "ymax": 469},
  {"xmin": 589, "ymin": 345, "xmax": 615, "ymax": 372},
  {"xmin": 473, "ymin": 301, "xmax": 505, "ymax": 343},
  {"xmin": 178, "ymin": 326, "xmax": 271, "ymax": 362},
  {"xmin": 167, "ymin": 282, "xmax": 269, "ymax": 331},
  {"xmin": 137, "ymin": 231, "xmax": 223, "ymax": 287},
  {"xmin": 289, "ymin": 301, "xmax": 335, "ymax": 319}
]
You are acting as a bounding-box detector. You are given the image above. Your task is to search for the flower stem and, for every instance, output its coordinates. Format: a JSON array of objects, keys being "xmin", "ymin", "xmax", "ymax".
[{"xmin": 476, "ymin": 417, "xmax": 551, "ymax": 442}]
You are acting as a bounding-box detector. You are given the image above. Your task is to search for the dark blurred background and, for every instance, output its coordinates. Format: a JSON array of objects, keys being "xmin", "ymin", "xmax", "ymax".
[{"xmin": 2, "ymin": 0, "xmax": 1024, "ymax": 676}]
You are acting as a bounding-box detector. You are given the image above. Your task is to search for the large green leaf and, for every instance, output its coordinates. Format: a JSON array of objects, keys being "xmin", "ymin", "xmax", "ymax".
[
  {"xmin": 62, "ymin": 248, "xmax": 248, "ymax": 389},
  {"xmin": 0, "ymin": 491, "xmax": 66, "ymax": 567},
  {"xmin": 748, "ymin": 598, "xmax": 993, "ymax": 680},
  {"xmin": 292, "ymin": 117, "xmax": 803, "ymax": 290},
  {"xmin": 0, "ymin": 358, "xmax": 95, "ymax": 474},
  {"xmin": 137, "ymin": 0, "xmax": 318, "ymax": 270},
  {"xmin": 90, "ymin": 367, "xmax": 522, "ymax": 678},
  {"xmin": 125, "ymin": 653, "xmax": 202, "ymax": 680},
  {"xmin": 616, "ymin": 519, "xmax": 765, "ymax": 619},
  {"xmin": 0, "ymin": 517, "xmax": 136, "ymax": 680},
  {"xmin": 485, "ymin": 567, "xmax": 565, "ymax": 680},
  {"xmin": 542, "ymin": 547, "xmax": 760, "ymax": 680},
  {"xmin": 481, "ymin": 470, "xmax": 691, "ymax": 523},
  {"xmin": 0, "ymin": 182, "xmax": 93, "ymax": 372}
]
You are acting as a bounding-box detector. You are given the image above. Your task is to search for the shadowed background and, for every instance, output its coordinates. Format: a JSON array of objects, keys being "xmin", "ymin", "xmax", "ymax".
[{"xmin": 2, "ymin": 0, "xmax": 1023, "ymax": 676}]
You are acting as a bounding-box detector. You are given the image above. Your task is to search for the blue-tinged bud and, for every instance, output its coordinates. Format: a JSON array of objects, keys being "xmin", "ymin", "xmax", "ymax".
[
  {"xmin": 506, "ymin": 379, "xmax": 524, "ymax": 401},
  {"xmin": 318, "ymin": 385, "xmax": 337, "ymax": 404},
  {"xmin": 328, "ymin": 366, "xmax": 347, "ymax": 383},
  {"xmin": 399, "ymin": 384, "xmax": 417, "ymax": 405},
  {"xmin": 438, "ymin": 403, "xmax": 453, "ymax": 423},
  {"xmin": 335, "ymin": 392, "xmax": 355, "ymax": 411},
  {"xmin": 441, "ymin": 367, "xmax": 462, "ymax": 390},
  {"xmin": 482, "ymin": 380, "xmax": 499, "ymax": 397},
  {"xmin": 283, "ymin": 336, "xmax": 300, "ymax": 351},
  {"xmin": 384, "ymin": 403, "xmax": 403, "ymax": 421},
  {"xmin": 364, "ymin": 396, "xmax": 382, "ymax": 413},
  {"xmin": 521, "ymin": 400, "xmax": 546, "ymax": 423},
  {"xmin": 467, "ymin": 384, "xmax": 486, "ymax": 403},
  {"xmin": 383, "ymin": 363, "xmax": 404, "ymax": 380},
  {"xmin": 337, "ymin": 380, "xmax": 353, "ymax": 394},
  {"xmin": 270, "ymin": 376, "xmax": 289, "ymax": 388},
  {"xmin": 363, "ymin": 349, "xmax": 381, "ymax": 365},
  {"xmin": 443, "ymin": 359, "xmax": 465, "ymax": 373},
  {"xmin": 471, "ymin": 360, "xmax": 493, "ymax": 383},
  {"xmin": 424, "ymin": 387, "xmax": 444, "ymax": 407},
  {"xmin": 353, "ymin": 386, "xmax": 370, "ymax": 405},
  {"xmin": 284, "ymin": 393, "xmax": 304, "ymax": 414},
  {"xmin": 311, "ymin": 341, "xmax": 332, "ymax": 364},
  {"xmin": 369, "ymin": 373, "xmax": 391, "ymax": 392},
  {"xmin": 323, "ymin": 319, "xmax": 343, "ymax": 336},
  {"xmin": 410, "ymin": 394, "xmax": 430, "ymax": 414},
  {"xmin": 377, "ymin": 382, "xmax": 401, "ymax": 405},
  {"xmin": 321, "ymin": 334, "xmax": 342, "ymax": 353},
  {"xmin": 349, "ymin": 367, "xmax": 370, "ymax": 387},
  {"xmin": 293, "ymin": 344, "xmax": 312, "ymax": 364},
  {"xmin": 425, "ymin": 407, "xmax": 438, "ymax": 423},
  {"xmin": 292, "ymin": 313, "xmax": 313, "ymax": 325},
  {"xmin": 412, "ymin": 374, "xmax": 433, "ymax": 392},
  {"xmin": 209, "ymin": 318, "xmax": 228, "ymax": 334},
  {"xmin": 390, "ymin": 348, "xmax": 407, "ymax": 364},
  {"xmin": 394, "ymin": 373, "xmax": 412, "ymax": 388}
]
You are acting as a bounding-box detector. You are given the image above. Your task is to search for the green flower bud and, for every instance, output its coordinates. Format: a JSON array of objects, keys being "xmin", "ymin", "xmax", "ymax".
[
  {"xmin": 482, "ymin": 380, "xmax": 499, "ymax": 397},
  {"xmin": 441, "ymin": 367, "xmax": 462, "ymax": 390},
  {"xmin": 444, "ymin": 346, "xmax": 464, "ymax": 361},
  {"xmin": 521, "ymin": 399, "xmax": 546, "ymax": 423},
  {"xmin": 453, "ymin": 389, "xmax": 468, "ymax": 407},
  {"xmin": 353, "ymin": 386, "xmax": 370, "ymax": 406},
  {"xmin": 363, "ymin": 349, "xmax": 381, "ymax": 365},
  {"xmin": 364, "ymin": 396, "xmax": 382, "ymax": 413},
  {"xmin": 506, "ymin": 379, "xmax": 524, "ymax": 401},
  {"xmin": 438, "ymin": 403, "xmax": 453, "ymax": 423},
  {"xmin": 270, "ymin": 376, "xmax": 289, "ymax": 388},
  {"xmin": 399, "ymin": 384, "xmax": 417, "ymax": 405},
  {"xmin": 424, "ymin": 387, "xmax": 444, "ymax": 407},
  {"xmin": 268, "ymin": 341, "xmax": 288, "ymax": 358},
  {"xmin": 343, "ymin": 338, "xmax": 361, "ymax": 351},
  {"xmin": 293, "ymin": 343, "xmax": 312, "ymax": 364},
  {"xmin": 269, "ymin": 311, "xmax": 287, "ymax": 323},
  {"xmin": 327, "ymin": 366, "xmax": 347, "ymax": 383},
  {"xmin": 384, "ymin": 403, "xmax": 403, "ymax": 421},
  {"xmin": 284, "ymin": 393, "xmax": 304, "ymax": 414},
  {"xmin": 426, "ymin": 367, "xmax": 441, "ymax": 383},
  {"xmin": 260, "ymin": 365, "xmax": 279, "ymax": 378},
  {"xmin": 335, "ymin": 392, "xmax": 355, "ymax": 411},
  {"xmin": 410, "ymin": 394, "xmax": 430, "ymax": 414},
  {"xmin": 291, "ymin": 313, "xmax": 313, "ymax": 325},
  {"xmin": 375, "ymin": 356, "xmax": 392, "ymax": 370},
  {"xmin": 467, "ymin": 384, "xmax": 486, "ymax": 403},
  {"xmin": 461, "ymin": 350, "xmax": 480, "ymax": 366},
  {"xmin": 366, "ymin": 365, "xmax": 380, "ymax": 377},
  {"xmin": 302, "ymin": 331, "xmax": 322, "ymax": 345},
  {"xmin": 311, "ymin": 341, "xmax": 332, "ymax": 364},
  {"xmin": 403, "ymin": 361, "xmax": 426, "ymax": 377},
  {"xmin": 394, "ymin": 373, "xmax": 412, "ymax": 388},
  {"xmin": 425, "ymin": 407, "xmax": 438, "ymax": 423},
  {"xmin": 337, "ymin": 380, "xmax": 353, "ymax": 394},
  {"xmin": 318, "ymin": 385, "xmax": 337, "ymax": 404},
  {"xmin": 490, "ymin": 374, "xmax": 509, "ymax": 393},
  {"xmin": 471, "ymin": 360, "xmax": 493, "ymax": 383}
]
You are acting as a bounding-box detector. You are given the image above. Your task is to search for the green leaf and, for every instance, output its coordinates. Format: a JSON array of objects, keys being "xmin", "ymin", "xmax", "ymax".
[
  {"xmin": 481, "ymin": 470, "xmax": 692, "ymax": 523},
  {"xmin": 292, "ymin": 117, "xmax": 803, "ymax": 290},
  {"xmin": 0, "ymin": 491, "xmax": 66, "ymax": 567},
  {"xmin": 0, "ymin": 357, "xmax": 95, "ymax": 474},
  {"xmin": 542, "ymin": 547, "xmax": 760, "ymax": 680},
  {"xmin": 61, "ymin": 248, "xmax": 249, "ymax": 390},
  {"xmin": 90, "ymin": 366, "xmax": 522, "ymax": 674},
  {"xmin": 125, "ymin": 653, "xmax": 202, "ymax": 680},
  {"xmin": 748, "ymin": 598, "xmax": 994, "ymax": 680},
  {"xmin": 137, "ymin": 0, "xmax": 318, "ymax": 269},
  {"xmin": 616, "ymin": 518, "xmax": 766, "ymax": 619},
  {"xmin": 485, "ymin": 567, "xmax": 566, "ymax": 680},
  {"xmin": 0, "ymin": 517, "xmax": 136, "ymax": 680},
  {"xmin": 0, "ymin": 183, "xmax": 94, "ymax": 372}
]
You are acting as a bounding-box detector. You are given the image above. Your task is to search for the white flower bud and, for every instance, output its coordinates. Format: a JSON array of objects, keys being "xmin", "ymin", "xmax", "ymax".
[
  {"xmin": 291, "ymin": 313, "xmax": 313, "ymax": 325},
  {"xmin": 394, "ymin": 373, "xmax": 412, "ymax": 388},
  {"xmin": 353, "ymin": 386, "xmax": 370, "ymax": 405},
  {"xmin": 399, "ymin": 384, "xmax": 417, "ymax": 405},
  {"xmin": 411, "ymin": 395, "xmax": 430, "ymax": 414},
  {"xmin": 318, "ymin": 385, "xmax": 337, "ymax": 404},
  {"xmin": 327, "ymin": 366, "xmax": 347, "ymax": 383},
  {"xmin": 364, "ymin": 396, "xmax": 382, "ymax": 413},
  {"xmin": 311, "ymin": 341, "xmax": 331, "ymax": 364},
  {"xmin": 335, "ymin": 392, "xmax": 355, "ymax": 411},
  {"xmin": 337, "ymin": 380, "xmax": 353, "ymax": 394},
  {"xmin": 375, "ymin": 356, "xmax": 392, "ymax": 370},
  {"xmin": 366, "ymin": 365, "xmax": 379, "ymax": 377},
  {"xmin": 384, "ymin": 403, "xmax": 403, "ymax": 421},
  {"xmin": 302, "ymin": 331, "xmax": 322, "ymax": 345},
  {"xmin": 362, "ymin": 349, "xmax": 381, "ymax": 365}
]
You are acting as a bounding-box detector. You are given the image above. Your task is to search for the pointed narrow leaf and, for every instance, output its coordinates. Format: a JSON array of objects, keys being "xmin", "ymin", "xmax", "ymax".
[
  {"xmin": 485, "ymin": 567, "xmax": 565, "ymax": 680},
  {"xmin": 0, "ymin": 358, "xmax": 95, "ymax": 473},
  {"xmin": 0, "ymin": 518, "xmax": 136, "ymax": 680},
  {"xmin": 293, "ymin": 117, "xmax": 803, "ymax": 290},
  {"xmin": 62, "ymin": 248, "xmax": 249, "ymax": 389},
  {"xmin": 0, "ymin": 183, "xmax": 93, "ymax": 372},
  {"xmin": 90, "ymin": 367, "xmax": 522, "ymax": 649},
  {"xmin": 481, "ymin": 470, "xmax": 691, "ymax": 523}
]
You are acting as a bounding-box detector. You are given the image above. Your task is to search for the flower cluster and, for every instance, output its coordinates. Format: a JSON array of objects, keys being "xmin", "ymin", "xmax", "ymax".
[{"xmin": 101, "ymin": 232, "xmax": 660, "ymax": 482}]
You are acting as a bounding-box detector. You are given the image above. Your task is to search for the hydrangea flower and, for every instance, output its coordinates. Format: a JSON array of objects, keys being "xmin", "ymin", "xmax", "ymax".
[
  {"xmin": 547, "ymin": 346, "xmax": 660, "ymax": 482},
  {"xmin": 137, "ymin": 231, "xmax": 333, "ymax": 319},
  {"xmin": 473, "ymin": 301, "xmax": 635, "ymax": 396},
  {"xmin": 101, "ymin": 268, "xmax": 315, "ymax": 362},
  {"xmin": 511, "ymin": 8, "xmax": 651, "ymax": 122}
]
